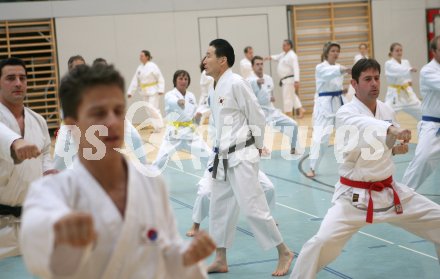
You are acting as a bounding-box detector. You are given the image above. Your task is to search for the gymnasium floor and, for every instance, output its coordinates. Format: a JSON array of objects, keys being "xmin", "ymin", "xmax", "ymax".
[{"xmin": 1, "ymin": 113, "xmax": 439, "ymax": 279}]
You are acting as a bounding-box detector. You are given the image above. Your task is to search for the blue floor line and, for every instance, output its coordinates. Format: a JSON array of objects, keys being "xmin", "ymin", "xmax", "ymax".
[{"xmin": 169, "ymin": 190, "xmax": 353, "ymax": 279}]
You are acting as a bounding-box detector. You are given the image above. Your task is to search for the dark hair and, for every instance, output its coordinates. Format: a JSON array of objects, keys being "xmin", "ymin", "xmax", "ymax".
[
  {"xmin": 67, "ymin": 55, "xmax": 85, "ymax": 72},
  {"xmin": 59, "ymin": 64, "xmax": 125, "ymax": 119},
  {"xmin": 284, "ymin": 39, "xmax": 293, "ymax": 49},
  {"xmin": 0, "ymin": 57, "xmax": 27, "ymax": 77},
  {"xmin": 430, "ymin": 35, "xmax": 440, "ymax": 52},
  {"xmin": 92, "ymin": 57, "xmax": 107, "ymax": 66},
  {"xmin": 141, "ymin": 50, "xmax": 152, "ymax": 60},
  {"xmin": 388, "ymin": 42, "xmax": 402, "ymax": 57},
  {"xmin": 351, "ymin": 58, "xmax": 381, "ymax": 83},
  {"xmin": 244, "ymin": 46, "xmax": 252, "ymax": 54},
  {"xmin": 199, "ymin": 58, "xmax": 205, "ymax": 73},
  {"xmin": 172, "ymin": 70, "xmax": 191, "ymax": 88},
  {"xmin": 209, "ymin": 39, "xmax": 235, "ymax": 67},
  {"xmin": 251, "ymin": 55, "xmax": 264, "ymax": 66},
  {"xmin": 321, "ymin": 41, "xmax": 340, "ymax": 62}
]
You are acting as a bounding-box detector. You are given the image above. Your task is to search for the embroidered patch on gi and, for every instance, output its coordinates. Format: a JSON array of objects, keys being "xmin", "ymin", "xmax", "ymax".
[
  {"xmin": 352, "ymin": 193, "xmax": 359, "ymax": 202},
  {"xmin": 218, "ymin": 97, "xmax": 225, "ymax": 105}
]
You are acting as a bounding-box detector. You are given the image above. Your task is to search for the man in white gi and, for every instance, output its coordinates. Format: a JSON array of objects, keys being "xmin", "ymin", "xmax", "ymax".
[
  {"xmin": 290, "ymin": 58, "xmax": 440, "ymax": 279},
  {"xmin": 127, "ymin": 50, "xmax": 165, "ymax": 132},
  {"xmin": 204, "ymin": 38, "xmax": 293, "ymax": 276},
  {"xmin": 54, "ymin": 57, "xmax": 148, "ymax": 170},
  {"xmin": 239, "ymin": 46, "xmax": 255, "ymax": 79},
  {"xmin": 186, "ymin": 168, "xmax": 276, "ymax": 237},
  {"xmin": 402, "ymin": 35, "xmax": 440, "ymax": 189},
  {"xmin": 248, "ymin": 55, "xmax": 299, "ymax": 155},
  {"xmin": 20, "ymin": 64, "xmax": 216, "ymax": 279},
  {"xmin": 67, "ymin": 55, "xmax": 85, "ymax": 72},
  {"xmin": 267, "ymin": 39, "xmax": 305, "ymax": 118},
  {"xmin": 196, "ymin": 60, "xmax": 214, "ymax": 125},
  {"xmin": 153, "ymin": 70, "xmax": 211, "ymax": 170},
  {"xmin": 0, "ymin": 58, "xmax": 56, "ymax": 260}
]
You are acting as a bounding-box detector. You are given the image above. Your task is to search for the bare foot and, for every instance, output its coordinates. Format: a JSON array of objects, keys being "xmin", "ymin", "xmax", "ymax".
[
  {"xmin": 285, "ymin": 112, "xmax": 293, "ymax": 118},
  {"xmin": 272, "ymin": 251, "xmax": 294, "ymax": 276},
  {"xmin": 207, "ymin": 261, "xmax": 228, "ymax": 273},
  {"xmin": 186, "ymin": 223, "xmax": 200, "ymax": 237},
  {"xmin": 306, "ymin": 169, "xmax": 315, "ymax": 178},
  {"xmin": 296, "ymin": 107, "xmax": 306, "ymax": 119}
]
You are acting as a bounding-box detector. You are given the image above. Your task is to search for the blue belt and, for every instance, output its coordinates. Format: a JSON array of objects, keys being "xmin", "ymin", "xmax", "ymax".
[
  {"xmin": 422, "ymin": 115, "xmax": 440, "ymax": 123},
  {"xmin": 318, "ymin": 90, "xmax": 344, "ymax": 111},
  {"xmin": 318, "ymin": 90, "xmax": 343, "ymax": 97}
]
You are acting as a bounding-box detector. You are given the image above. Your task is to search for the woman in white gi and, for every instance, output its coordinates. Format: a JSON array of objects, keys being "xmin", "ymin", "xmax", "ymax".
[
  {"xmin": 20, "ymin": 64, "xmax": 215, "ymax": 279},
  {"xmin": 384, "ymin": 43, "xmax": 422, "ymax": 120},
  {"xmin": 402, "ymin": 36, "xmax": 440, "ymax": 189},
  {"xmin": 291, "ymin": 59, "xmax": 440, "ymax": 279},
  {"xmin": 346, "ymin": 43, "xmax": 369, "ymax": 101},
  {"xmin": 0, "ymin": 58, "xmax": 56, "ymax": 260},
  {"xmin": 307, "ymin": 42, "xmax": 351, "ymax": 178},
  {"xmin": 127, "ymin": 50, "xmax": 165, "ymax": 132},
  {"xmin": 204, "ymin": 38, "xmax": 293, "ymax": 277},
  {"xmin": 267, "ymin": 39, "xmax": 305, "ymax": 118},
  {"xmin": 153, "ymin": 70, "xmax": 211, "ymax": 170}
]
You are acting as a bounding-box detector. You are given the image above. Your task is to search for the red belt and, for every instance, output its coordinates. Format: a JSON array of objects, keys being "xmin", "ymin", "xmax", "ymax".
[{"xmin": 340, "ymin": 176, "xmax": 403, "ymax": 223}]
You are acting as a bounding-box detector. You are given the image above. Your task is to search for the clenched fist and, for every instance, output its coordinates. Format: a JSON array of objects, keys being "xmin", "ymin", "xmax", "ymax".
[
  {"xmin": 182, "ymin": 231, "xmax": 216, "ymax": 266},
  {"xmin": 11, "ymin": 138, "xmax": 41, "ymax": 163},
  {"xmin": 54, "ymin": 212, "xmax": 97, "ymax": 248}
]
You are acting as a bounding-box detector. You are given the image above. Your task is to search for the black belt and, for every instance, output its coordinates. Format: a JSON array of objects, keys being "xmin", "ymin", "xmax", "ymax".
[
  {"xmin": 212, "ymin": 137, "xmax": 256, "ymax": 181},
  {"xmin": 0, "ymin": 204, "xmax": 22, "ymax": 218},
  {"xmin": 279, "ymin": 75, "xmax": 294, "ymax": 87}
]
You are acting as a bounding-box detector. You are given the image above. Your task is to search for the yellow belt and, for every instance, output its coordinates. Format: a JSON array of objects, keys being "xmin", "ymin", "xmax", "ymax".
[
  {"xmin": 169, "ymin": 121, "xmax": 195, "ymax": 130},
  {"xmin": 389, "ymin": 83, "xmax": 410, "ymax": 94},
  {"xmin": 140, "ymin": 81, "xmax": 159, "ymax": 89}
]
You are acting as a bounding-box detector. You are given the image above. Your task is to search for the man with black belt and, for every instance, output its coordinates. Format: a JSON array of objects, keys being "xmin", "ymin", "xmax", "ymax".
[
  {"xmin": 290, "ymin": 58, "xmax": 440, "ymax": 279},
  {"xmin": 203, "ymin": 39, "xmax": 293, "ymax": 276},
  {"xmin": 266, "ymin": 39, "xmax": 305, "ymax": 118},
  {"xmin": 0, "ymin": 57, "xmax": 56, "ymax": 260},
  {"xmin": 402, "ymin": 35, "xmax": 440, "ymax": 189}
]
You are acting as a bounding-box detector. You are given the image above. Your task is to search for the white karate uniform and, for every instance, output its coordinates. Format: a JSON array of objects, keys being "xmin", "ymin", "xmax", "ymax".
[
  {"xmin": 239, "ymin": 58, "xmax": 254, "ymax": 79},
  {"xmin": 271, "ymin": 49, "xmax": 302, "ymax": 112},
  {"xmin": 0, "ymin": 103, "xmax": 52, "ymax": 260},
  {"xmin": 154, "ymin": 88, "xmax": 211, "ymax": 170},
  {"xmin": 346, "ymin": 54, "xmax": 368, "ymax": 101},
  {"xmin": 291, "ymin": 96, "xmax": 440, "ymax": 279},
  {"xmin": 248, "ymin": 74, "xmax": 298, "ymax": 150},
  {"xmin": 127, "ymin": 61, "xmax": 165, "ymax": 130},
  {"xmin": 402, "ymin": 59, "xmax": 440, "ymax": 189},
  {"xmin": 20, "ymin": 158, "xmax": 207, "ymax": 279},
  {"xmin": 192, "ymin": 168, "xmax": 275, "ymax": 224},
  {"xmin": 53, "ymin": 120, "xmax": 147, "ymax": 170},
  {"xmin": 309, "ymin": 61, "xmax": 346, "ymax": 172},
  {"xmin": 208, "ymin": 69, "xmax": 282, "ymax": 250},
  {"xmin": 196, "ymin": 70, "xmax": 213, "ymax": 125},
  {"xmin": 384, "ymin": 58, "xmax": 422, "ymax": 120}
]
